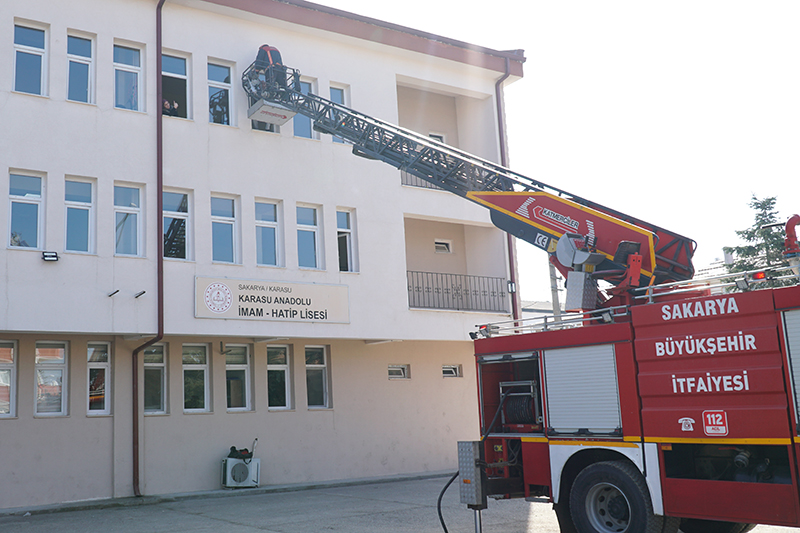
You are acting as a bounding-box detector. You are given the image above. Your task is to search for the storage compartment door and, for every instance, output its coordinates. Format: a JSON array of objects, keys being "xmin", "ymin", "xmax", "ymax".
[
  {"xmin": 783, "ymin": 309, "xmax": 800, "ymax": 426},
  {"xmin": 543, "ymin": 344, "xmax": 621, "ymax": 435}
]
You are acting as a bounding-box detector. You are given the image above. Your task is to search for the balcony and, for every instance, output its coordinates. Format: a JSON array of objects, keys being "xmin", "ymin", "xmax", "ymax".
[
  {"xmin": 407, "ymin": 271, "xmax": 509, "ymax": 313},
  {"xmin": 400, "ymin": 170, "xmax": 443, "ymax": 191}
]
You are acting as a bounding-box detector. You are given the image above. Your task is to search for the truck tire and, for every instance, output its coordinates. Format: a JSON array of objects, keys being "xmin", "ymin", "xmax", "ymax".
[
  {"xmin": 570, "ymin": 460, "xmax": 679, "ymax": 533},
  {"xmin": 679, "ymin": 519, "xmax": 756, "ymax": 533}
]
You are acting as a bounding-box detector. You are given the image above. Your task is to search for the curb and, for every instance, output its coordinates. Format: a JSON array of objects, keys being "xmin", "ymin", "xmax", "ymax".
[{"xmin": 0, "ymin": 470, "xmax": 456, "ymax": 518}]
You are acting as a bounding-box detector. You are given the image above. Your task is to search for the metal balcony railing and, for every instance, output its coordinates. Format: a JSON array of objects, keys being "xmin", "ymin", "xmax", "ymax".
[
  {"xmin": 407, "ymin": 271, "xmax": 509, "ymax": 312},
  {"xmin": 400, "ymin": 170, "xmax": 443, "ymax": 190}
]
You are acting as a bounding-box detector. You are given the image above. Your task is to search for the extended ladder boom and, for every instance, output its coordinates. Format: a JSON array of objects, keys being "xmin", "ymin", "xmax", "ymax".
[{"xmin": 242, "ymin": 61, "xmax": 695, "ymax": 286}]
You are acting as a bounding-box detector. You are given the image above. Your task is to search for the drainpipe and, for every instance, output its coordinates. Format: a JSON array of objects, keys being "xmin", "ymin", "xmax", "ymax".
[
  {"xmin": 494, "ymin": 58, "xmax": 520, "ymax": 321},
  {"xmin": 131, "ymin": 0, "xmax": 166, "ymax": 497}
]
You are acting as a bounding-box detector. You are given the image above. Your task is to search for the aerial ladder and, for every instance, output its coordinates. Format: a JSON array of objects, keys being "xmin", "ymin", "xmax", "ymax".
[{"xmin": 241, "ymin": 51, "xmax": 696, "ymax": 307}]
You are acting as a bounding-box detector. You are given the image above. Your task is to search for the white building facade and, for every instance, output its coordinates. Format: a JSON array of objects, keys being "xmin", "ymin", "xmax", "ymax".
[{"xmin": 0, "ymin": 0, "xmax": 524, "ymax": 509}]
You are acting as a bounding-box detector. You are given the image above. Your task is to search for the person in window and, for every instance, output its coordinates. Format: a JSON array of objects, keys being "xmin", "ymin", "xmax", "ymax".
[{"xmin": 162, "ymin": 98, "xmax": 179, "ymax": 116}]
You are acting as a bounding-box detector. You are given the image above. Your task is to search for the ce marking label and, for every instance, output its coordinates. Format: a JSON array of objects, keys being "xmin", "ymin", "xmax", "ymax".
[{"xmin": 534, "ymin": 233, "xmax": 549, "ymax": 250}]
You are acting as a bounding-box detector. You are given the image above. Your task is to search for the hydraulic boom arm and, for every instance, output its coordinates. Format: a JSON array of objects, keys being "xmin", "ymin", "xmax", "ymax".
[{"xmin": 242, "ymin": 59, "xmax": 696, "ymax": 288}]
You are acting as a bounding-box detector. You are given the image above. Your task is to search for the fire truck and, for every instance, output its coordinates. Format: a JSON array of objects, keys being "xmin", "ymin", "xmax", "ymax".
[{"xmin": 242, "ymin": 50, "xmax": 800, "ymax": 533}]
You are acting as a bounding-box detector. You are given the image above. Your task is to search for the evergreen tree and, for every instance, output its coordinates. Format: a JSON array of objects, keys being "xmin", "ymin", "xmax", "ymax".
[{"xmin": 724, "ymin": 195, "xmax": 790, "ymax": 288}]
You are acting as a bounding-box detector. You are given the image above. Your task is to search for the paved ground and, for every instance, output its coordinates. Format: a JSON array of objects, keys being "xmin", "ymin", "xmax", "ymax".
[{"xmin": 0, "ymin": 475, "xmax": 796, "ymax": 533}]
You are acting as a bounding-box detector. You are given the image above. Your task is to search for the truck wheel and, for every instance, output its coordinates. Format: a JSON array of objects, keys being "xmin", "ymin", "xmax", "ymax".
[
  {"xmin": 679, "ymin": 519, "xmax": 755, "ymax": 533},
  {"xmin": 570, "ymin": 461, "xmax": 678, "ymax": 533}
]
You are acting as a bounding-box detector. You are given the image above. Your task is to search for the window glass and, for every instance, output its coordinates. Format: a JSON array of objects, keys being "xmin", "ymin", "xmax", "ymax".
[
  {"xmin": 267, "ymin": 346, "xmax": 289, "ymax": 408},
  {"xmin": 114, "ymin": 186, "xmax": 139, "ymax": 207},
  {"xmin": 114, "ymin": 185, "xmax": 141, "ymax": 256},
  {"xmin": 67, "ymin": 35, "xmax": 91, "ymax": 57},
  {"xmin": 0, "ymin": 342, "xmax": 15, "ymax": 417},
  {"xmin": 15, "ymin": 26, "xmax": 45, "ymax": 48},
  {"xmin": 305, "ymin": 347, "xmax": 325, "ymax": 365},
  {"xmin": 297, "ymin": 206, "xmax": 316, "ymax": 226},
  {"xmin": 256, "ymin": 201, "xmax": 279, "ymax": 267},
  {"xmin": 65, "ymin": 180, "xmax": 91, "ymax": 203},
  {"xmin": 87, "ymin": 343, "xmax": 109, "ymax": 414},
  {"xmin": 256, "ymin": 202, "xmax": 277, "ymax": 222},
  {"xmin": 329, "ymin": 87, "xmax": 345, "ymax": 143},
  {"xmin": 337, "ymin": 210, "xmax": 354, "ymax": 272},
  {"xmin": 207, "ymin": 64, "xmax": 230, "ymax": 83},
  {"xmin": 114, "ymin": 45, "xmax": 140, "ymax": 66},
  {"xmin": 35, "ymin": 341, "xmax": 67, "ymax": 415},
  {"xmin": 162, "ymin": 55, "xmax": 186, "ymax": 75},
  {"xmin": 163, "ymin": 192, "xmax": 189, "ymax": 260},
  {"xmin": 225, "ymin": 346, "xmax": 249, "ymax": 410},
  {"xmin": 143, "ymin": 345, "xmax": 166, "ymax": 413},
  {"xmin": 297, "ymin": 206, "xmax": 319, "ymax": 269},
  {"xmin": 305, "ymin": 346, "xmax": 327, "ymax": 408},
  {"xmin": 211, "ymin": 197, "xmax": 236, "ymax": 263},
  {"xmin": 10, "ymin": 174, "xmax": 41, "ymax": 197},
  {"xmin": 211, "ymin": 197, "xmax": 234, "ymax": 217},
  {"xmin": 182, "ymin": 345, "xmax": 208, "ymax": 411}
]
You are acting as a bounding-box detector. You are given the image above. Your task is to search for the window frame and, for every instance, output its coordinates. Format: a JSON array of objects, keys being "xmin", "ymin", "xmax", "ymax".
[
  {"xmin": 434, "ymin": 239, "xmax": 452, "ymax": 254},
  {"xmin": 113, "ymin": 43, "xmax": 143, "ymax": 112},
  {"xmin": 163, "ymin": 189, "xmax": 190, "ymax": 260},
  {"xmin": 114, "ymin": 184, "xmax": 143, "ymax": 256},
  {"xmin": 225, "ymin": 344, "xmax": 251, "ymax": 412},
  {"xmin": 255, "ymin": 199, "xmax": 281, "ymax": 267},
  {"xmin": 0, "ymin": 341, "xmax": 17, "ymax": 418},
  {"xmin": 211, "ymin": 195, "xmax": 237, "ymax": 263},
  {"xmin": 143, "ymin": 344, "xmax": 167, "ymax": 414},
  {"xmin": 35, "ymin": 341, "xmax": 68, "ymax": 417},
  {"xmin": 267, "ymin": 345, "xmax": 291, "ymax": 410},
  {"xmin": 388, "ymin": 364, "xmax": 410, "ymax": 380},
  {"xmin": 13, "ymin": 23, "xmax": 47, "ymax": 96},
  {"xmin": 67, "ymin": 33, "xmax": 94, "ymax": 104},
  {"xmin": 9, "ymin": 172, "xmax": 44, "ymax": 250},
  {"xmin": 87, "ymin": 342, "xmax": 111, "ymax": 415},
  {"xmin": 208, "ymin": 61, "xmax": 232, "ymax": 125},
  {"xmin": 442, "ymin": 364, "xmax": 463, "ymax": 378},
  {"xmin": 336, "ymin": 209, "xmax": 357, "ymax": 272},
  {"xmin": 296, "ymin": 204, "xmax": 322, "ymax": 270},
  {"xmin": 65, "ymin": 178, "xmax": 94, "ymax": 254},
  {"xmin": 305, "ymin": 345, "xmax": 329, "ymax": 409},
  {"xmin": 161, "ymin": 52, "xmax": 189, "ymax": 119},
  {"xmin": 182, "ymin": 344, "xmax": 210, "ymax": 413}
]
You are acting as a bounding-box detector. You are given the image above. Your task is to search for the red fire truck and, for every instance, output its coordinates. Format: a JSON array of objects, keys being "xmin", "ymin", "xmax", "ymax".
[{"xmin": 242, "ymin": 51, "xmax": 800, "ymax": 532}]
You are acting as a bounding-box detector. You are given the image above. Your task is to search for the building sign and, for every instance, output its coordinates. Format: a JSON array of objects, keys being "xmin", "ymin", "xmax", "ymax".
[{"xmin": 195, "ymin": 277, "xmax": 349, "ymax": 323}]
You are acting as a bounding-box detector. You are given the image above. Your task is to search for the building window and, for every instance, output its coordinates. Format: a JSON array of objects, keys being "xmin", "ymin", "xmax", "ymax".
[
  {"xmin": 67, "ymin": 35, "xmax": 92, "ymax": 103},
  {"xmin": 293, "ymin": 80, "xmax": 314, "ymax": 138},
  {"xmin": 9, "ymin": 173, "xmax": 43, "ymax": 249},
  {"xmin": 388, "ymin": 364, "xmax": 410, "ymax": 379},
  {"xmin": 208, "ymin": 63, "xmax": 231, "ymax": 125},
  {"xmin": 183, "ymin": 345, "xmax": 209, "ymax": 412},
  {"xmin": 329, "ymin": 86, "xmax": 345, "ymax": 143},
  {"xmin": 65, "ymin": 179, "xmax": 93, "ymax": 253},
  {"xmin": 337, "ymin": 210, "xmax": 356, "ymax": 272},
  {"xmin": 297, "ymin": 205, "xmax": 320, "ymax": 269},
  {"xmin": 225, "ymin": 345, "xmax": 250, "ymax": 411},
  {"xmin": 114, "ymin": 44, "xmax": 141, "ymax": 111},
  {"xmin": 162, "ymin": 54, "xmax": 187, "ymax": 118},
  {"xmin": 429, "ymin": 133, "xmax": 445, "ymax": 143},
  {"xmin": 87, "ymin": 343, "xmax": 110, "ymax": 415},
  {"xmin": 442, "ymin": 364, "xmax": 462, "ymax": 378},
  {"xmin": 0, "ymin": 342, "xmax": 16, "ymax": 418},
  {"xmin": 163, "ymin": 191, "xmax": 189, "ymax": 259},
  {"xmin": 267, "ymin": 345, "xmax": 290, "ymax": 409},
  {"xmin": 35, "ymin": 341, "xmax": 67, "ymax": 416},
  {"xmin": 144, "ymin": 345, "xmax": 166, "ymax": 414},
  {"xmin": 434, "ymin": 240, "xmax": 452, "ymax": 254},
  {"xmin": 211, "ymin": 196, "xmax": 236, "ymax": 263},
  {"xmin": 305, "ymin": 346, "xmax": 328, "ymax": 408},
  {"xmin": 14, "ymin": 24, "xmax": 46, "ymax": 95},
  {"xmin": 256, "ymin": 201, "xmax": 280, "ymax": 266},
  {"xmin": 114, "ymin": 185, "xmax": 141, "ymax": 256}
]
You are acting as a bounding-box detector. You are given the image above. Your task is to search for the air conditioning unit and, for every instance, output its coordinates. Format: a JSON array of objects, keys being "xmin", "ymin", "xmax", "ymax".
[{"xmin": 222, "ymin": 458, "xmax": 260, "ymax": 488}]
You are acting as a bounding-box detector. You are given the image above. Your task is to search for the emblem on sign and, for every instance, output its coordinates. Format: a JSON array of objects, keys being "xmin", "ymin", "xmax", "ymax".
[
  {"xmin": 678, "ymin": 417, "xmax": 695, "ymax": 432},
  {"xmin": 702, "ymin": 410, "xmax": 729, "ymax": 436},
  {"xmin": 204, "ymin": 282, "xmax": 233, "ymax": 313}
]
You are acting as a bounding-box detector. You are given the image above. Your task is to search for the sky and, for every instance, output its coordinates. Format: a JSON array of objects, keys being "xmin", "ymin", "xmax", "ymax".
[{"xmin": 311, "ymin": 1, "xmax": 800, "ymax": 302}]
